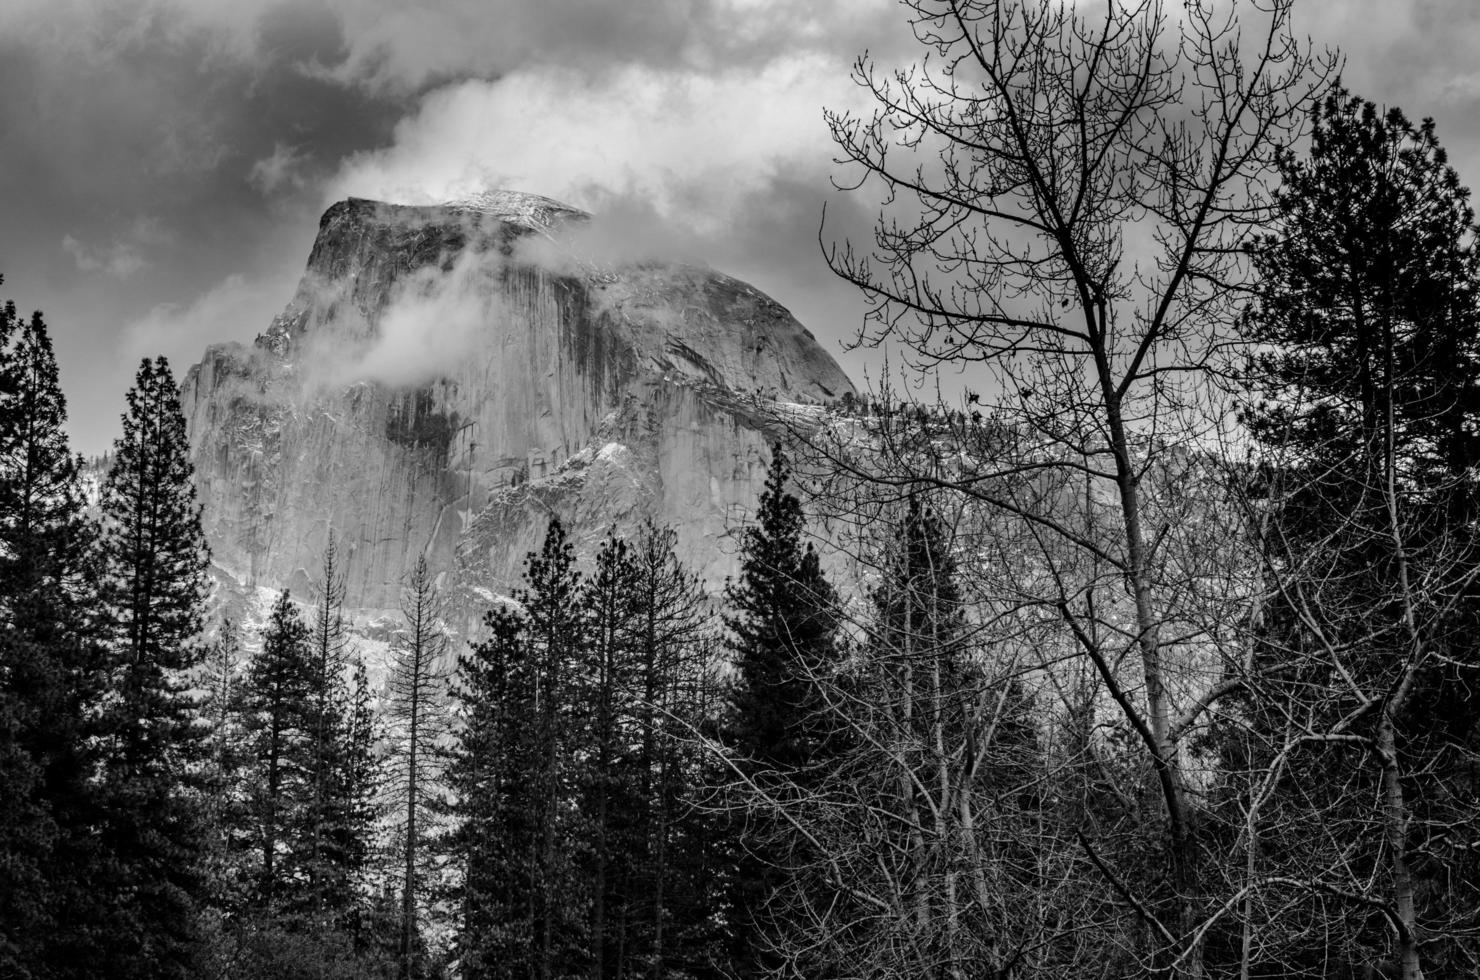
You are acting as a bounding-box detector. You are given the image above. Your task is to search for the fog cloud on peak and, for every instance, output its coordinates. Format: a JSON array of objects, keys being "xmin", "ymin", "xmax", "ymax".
[{"xmin": 310, "ymin": 246, "xmax": 510, "ymax": 391}]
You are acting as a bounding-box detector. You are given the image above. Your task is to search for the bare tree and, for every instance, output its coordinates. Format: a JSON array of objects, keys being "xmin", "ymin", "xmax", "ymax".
[
  {"xmin": 810, "ymin": 0, "xmax": 1333, "ymax": 973},
  {"xmin": 804, "ymin": 494, "xmax": 1055, "ymax": 980}
]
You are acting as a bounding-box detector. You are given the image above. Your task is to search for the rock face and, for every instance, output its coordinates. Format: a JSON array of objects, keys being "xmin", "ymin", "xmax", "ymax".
[{"xmin": 182, "ymin": 192, "xmax": 854, "ymax": 614}]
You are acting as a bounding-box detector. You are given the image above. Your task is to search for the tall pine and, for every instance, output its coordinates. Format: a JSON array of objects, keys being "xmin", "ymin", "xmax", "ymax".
[
  {"xmin": 202, "ymin": 616, "xmax": 246, "ymax": 912},
  {"xmin": 627, "ymin": 522, "xmax": 726, "ymax": 979},
  {"xmin": 0, "ymin": 280, "xmax": 99, "ymax": 978},
  {"xmin": 299, "ymin": 532, "xmax": 375, "ymax": 925},
  {"xmin": 387, "ymin": 555, "xmax": 450, "ymax": 980},
  {"xmin": 94, "ymin": 355, "xmax": 213, "ymax": 980},
  {"xmin": 237, "ymin": 591, "xmax": 315, "ymax": 908},
  {"xmin": 447, "ymin": 520, "xmax": 726, "ymax": 980},
  {"xmin": 519, "ymin": 520, "xmax": 589, "ymax": 980},
  {"xmin": 446, "ymin": 595, "xmax": 540, "ymax": 980},
  {"xmin": 1240, "ymin": 86, "xmax": 1480, "ymax": 976},
  {"xmin": 1245, "ymin": 85, "xmax": 1480, "ymax": 518},
  {"xmin": 722, "ymin": 443, "xmax": 843, "ymax": 977},
  {"xmin": 445, "ymin": 519, "xmax": 588, "ymax": 979},
  {"xmin": 578, "ymin": 533, "xmax": 645, "ymax": 980}
]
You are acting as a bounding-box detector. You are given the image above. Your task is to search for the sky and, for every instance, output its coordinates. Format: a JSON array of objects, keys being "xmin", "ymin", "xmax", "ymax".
[{"xmin": 2, "ymin": 0, "xmax": 1479, "ymax": 456}]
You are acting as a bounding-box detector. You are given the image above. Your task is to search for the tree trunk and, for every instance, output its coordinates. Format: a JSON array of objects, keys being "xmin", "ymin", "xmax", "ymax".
[{"xmin": 401, "ymin": 668, "xmax": 419, "ymax": 980}]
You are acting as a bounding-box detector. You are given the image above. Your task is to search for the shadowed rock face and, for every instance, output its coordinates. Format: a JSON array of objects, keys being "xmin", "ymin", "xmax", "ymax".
[{"xmin": 182, "ymin": 193, "xmax": 854, "ymax": 613}]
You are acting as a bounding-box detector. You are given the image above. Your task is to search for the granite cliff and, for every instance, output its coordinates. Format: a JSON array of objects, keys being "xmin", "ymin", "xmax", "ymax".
[{"xmin": 182, "ymin": 191, "xmax": 855, "ymax": 614}]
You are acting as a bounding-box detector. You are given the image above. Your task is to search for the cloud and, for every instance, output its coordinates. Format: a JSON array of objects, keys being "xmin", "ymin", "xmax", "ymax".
[
  {"xmin": 60, "ymin": 218, "xmax": 169, "ymax": 279},
  {"xmin": 317, "ymin": 49, "xmax": 895, "ymax": 400},
  {"xmin": 326, "ymin": 55, "xmax": 874, "ymax": 235},
  {"xmin": 248, "ymin": 142, "xmax": 311, "ymax": 194},
  {"xmin": 317, "ymin": 0, "xmax": 902, "ymax": 94},
  {"xmin": 62, "ymin": 235, "xmax": 146, "ymax": 280},
  {"xmin": 0, "ymin": 0, "xmax": 906, "ymax": 456},
  {"xmin": 0, "ymin": 0, "xmax": 277, "ymax": 63},
  {"xmin": 122, "ymin": 271, "xmax": 293, "ymax": 366},
  {"xmin": 321, "ymin": 247, "xmax": 509, "ymax": 388},
  {"xmin": 0, "ymin": 0, "xmax": 904, "ymax": 95}
]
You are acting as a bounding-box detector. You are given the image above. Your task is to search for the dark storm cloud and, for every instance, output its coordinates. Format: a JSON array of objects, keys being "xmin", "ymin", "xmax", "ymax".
[
  {"xmin": 317, "ymin": 0, "xmax": 912, "ymax": 92},
  {"xmin": 0, "ymin": 0, "xmax": 415, "ymax": 453},
  {"xmin": 8, "ymin": 0, "xmax": 1471, "ymax": 456},
  {"xmin": 0, "ymin": 0, "xmax": 912, "ymax": 455}
]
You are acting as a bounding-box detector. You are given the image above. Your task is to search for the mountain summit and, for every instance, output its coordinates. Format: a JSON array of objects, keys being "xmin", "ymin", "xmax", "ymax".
[{"xmin": 182, "ymin": 193, "xmax": 854, "ymax": 610}]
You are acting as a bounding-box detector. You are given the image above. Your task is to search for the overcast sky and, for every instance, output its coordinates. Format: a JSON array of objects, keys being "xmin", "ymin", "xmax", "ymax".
[{"xmin": 1, "ymin": 0, "xmax": 1477, "ymax": 456}]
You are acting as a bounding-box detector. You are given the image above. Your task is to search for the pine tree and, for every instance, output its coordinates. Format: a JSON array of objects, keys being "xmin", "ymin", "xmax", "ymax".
[
  {"xmin": 867, "ymin": 495, "xmax": 973, "ymax": 714},
  {"xmin": 517, "ymin": 519, "xmax": 589, "ymax": 980},
  {"xmin": 238, "ymin": 591, "xmax": 315, "ymax": 907},
  {"xmin": 1246, "ymin": 86, "xmax": 1480, "ymax": 516},
  {"xmin": 1240, "ymin": 86, "xmax": 1480, "ymax": 976},
  {"xmin": 725, "ymin": 445, "xmax": 842, "ymax": 774},
  {"xmin": 202, "ymin": 616, "xmax": 247, "ymax": 911},
  {"xmin": 297, "ymin": 532, "xmax": 370, "ymax": 924},
  {"xmin": 336, "ymin": 656, "xmax": 382, "ymax": 933},
  {"xmin": 445, "ymin": 520, "xmax": 728, "ymax": 979},
  {"xmin": 448, "ymin": 520, "xmax": 725, "ymax": 980},
  {"xmin": 387, "ymin": 555, "xmax": 450, "ymax": 980},
  {"xmin": 0, "ymin": 280, "xmax": 99, "ymax": 977},
  {"xmin": 578, "ymin": 533, "xmax": 645, "ymax": 980},
  {"xmin": 722, "ymin": 443, "xmax": 843, "ymax": 976},
  {"xmin": 626, "ymin": 522, "xmax": 726, "ymax": 979},
  {"xmin": 204, "ymin": 617, "xmax": 243, "ymax": 788},
  {"xmin": 448, "ymin": 519, "xmax": 589, "ymax": 979},
  {"xmin": 446, "ymin": 598, "xmax": 539, "ymax": 980},
  {"xmin": 93, "ymin": 354, "xmax": 213, "ymax": 979}
]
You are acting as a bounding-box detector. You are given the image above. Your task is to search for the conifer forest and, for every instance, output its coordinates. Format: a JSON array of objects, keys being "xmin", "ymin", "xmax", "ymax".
[{"xmin": 3, "ymin": 2, "xmax": 1480, "ymax": 978}]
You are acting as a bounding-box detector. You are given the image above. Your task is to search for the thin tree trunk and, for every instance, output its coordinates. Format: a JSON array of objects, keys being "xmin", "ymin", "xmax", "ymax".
[
  {"xmin": 264, "ymin": 716, "xmax": 281, "ymax": 903},
  {"xmin": 1379, "ymin": 306, "xmax": 1425, "ymax": 980},
  {"xmin": 1376, "ymin": 718, "xmax": 1423, "ymax": 980},
  {"xmin": 401, "ymin": 662, "xmax": 420, "ymax": 980}
]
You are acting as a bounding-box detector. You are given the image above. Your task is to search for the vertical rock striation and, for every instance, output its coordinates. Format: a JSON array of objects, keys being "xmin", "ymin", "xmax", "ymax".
[{"xmin": 182, "ymin": 193, "xmax": 854, "ymax": 612}]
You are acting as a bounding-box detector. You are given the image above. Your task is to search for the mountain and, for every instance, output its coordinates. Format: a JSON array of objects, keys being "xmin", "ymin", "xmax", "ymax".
[{"xmin": 182, "ymin": 190, "xmax": 855, "ymax": 615}]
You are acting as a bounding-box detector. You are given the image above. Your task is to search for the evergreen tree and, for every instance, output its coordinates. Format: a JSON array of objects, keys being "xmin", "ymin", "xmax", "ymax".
[
  {"xmin": 517, "ymin": 519, "xmax": 589, "ymax": 980},
  {"xmin": 866, "ymin": 494, "xmax": 975, "ymax": 724},
  {"xmin": 297, "ymin": 532, "xmax": 374, "ymax": 925},
  {"xmin": 93, "ymin": 354, "xmax": 213, "ymax": 980},
  {"xmin": 725, "ymin": 445, "xmax": 842, "ymax": 776},
  {"xmin": 386, "ymin": 556, "xmax": 450, "ymax": 980},
  {"xmin": 446, "ymin": 598, "xmax": 540, "ymax": 980},
  {"xmin": 203, "ymin": 616, "xmax": 247, "ymax": 911},
  {"xmin": 576, "ymin": 526, "xmax": 728, "ymax": 979},
  {"xmin": 221, "ymin": 609, "xmax": 385, "ymax": 976},
  {"xmin": 0, "ymin": 280, "xmax": 99, "ymax": 978},
  {"xmin": 205, "ymin": 617, "xmax": 243, "ymax": 788},
  {"xmin": 722, "ymin": 443, "xmax": 843, "ymax": 976},
  {"xmin": 447, "ymin": 520, "xmax": 726, "ymax": 980},
  {"xmin": 1246, "ymin": 86, "xmax": 1480, "ymax": 516},
  {"xmin": 238, "ymin": 591, "xmax": 315, "ymax": 907},
  {"xmin": 445, "ymin": 519, "xmax": 589, "ymax": 979},
  {"xmin": 1239, "ymin": 86, "xmax": 1480, "ymax": 975},
  {"xmin": 578, "ymin": 533, "xmax": 645, "ymax": 980},
  {"xmin": 336, "ymin": 656, "xmax": 382, "ymax": 930},
  {"xmin": 626, "ymin": 522, "xmax": 727, "ymax": 979}
]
